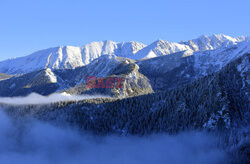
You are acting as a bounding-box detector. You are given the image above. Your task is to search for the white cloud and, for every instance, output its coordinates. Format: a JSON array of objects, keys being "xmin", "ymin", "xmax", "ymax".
[{"xmin": 0, "ymin": 92, "xmax": 108, "ymax": 105}]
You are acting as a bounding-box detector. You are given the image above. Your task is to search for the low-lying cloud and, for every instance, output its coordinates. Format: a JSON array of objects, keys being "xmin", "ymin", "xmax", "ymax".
[
  {"xmin": 0, "ymin": 92, "xmax": 108, "ymax": 105},
  {"xmin": 0, "ymin": 110, "xmax": 227, "ymax": 164}
]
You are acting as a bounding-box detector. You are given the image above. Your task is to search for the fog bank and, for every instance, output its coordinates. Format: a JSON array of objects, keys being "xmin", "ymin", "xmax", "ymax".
[{"xmin": 0, "ymin": 110, "xmax": 227, "ymax": 164}]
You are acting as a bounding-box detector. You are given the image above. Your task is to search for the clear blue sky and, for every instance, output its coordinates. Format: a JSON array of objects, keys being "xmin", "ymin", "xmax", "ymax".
[{"xmin": 0, "ymin": 0, "xmax": 249, "ymax": 61}]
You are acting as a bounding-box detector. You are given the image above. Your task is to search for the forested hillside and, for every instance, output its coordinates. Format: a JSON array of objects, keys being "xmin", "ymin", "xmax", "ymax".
[{"xmin": 1, "ymin": 54, "xmax": 249, "ymax": 163}]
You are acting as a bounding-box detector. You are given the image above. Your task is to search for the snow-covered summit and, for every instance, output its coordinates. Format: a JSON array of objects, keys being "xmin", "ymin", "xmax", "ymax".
[
  {"xmin": 182, "ymin": 34, "xmax": 247, "ymax": 51},
  {"xmin": 133, "ymin": 39, "xmax": 193, "ymax": 60}
]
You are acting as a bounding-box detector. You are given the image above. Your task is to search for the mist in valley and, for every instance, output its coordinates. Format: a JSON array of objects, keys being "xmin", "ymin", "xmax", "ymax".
[{"xmin": 0, "ymin": 108, "xmax": 227, "ymax": 164}]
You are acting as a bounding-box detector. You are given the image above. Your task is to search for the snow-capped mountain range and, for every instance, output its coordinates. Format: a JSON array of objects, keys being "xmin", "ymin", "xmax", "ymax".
[
  {"xmin": 0, "ymin": 33, "xmax": 249, "ymax": 97},
  {"xmin": 0, "ymin": 34, "xmax": 248, "ymax": 75}
]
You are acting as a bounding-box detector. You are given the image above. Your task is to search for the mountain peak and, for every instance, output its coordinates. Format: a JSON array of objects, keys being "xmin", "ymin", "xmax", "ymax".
[
  {"xmin": 181, "ymin": 34, "xmax": 247, "ymax": 51},
  {"xmin": 153, "ymin": 39, "xmax": 166, "ymax": 45}
]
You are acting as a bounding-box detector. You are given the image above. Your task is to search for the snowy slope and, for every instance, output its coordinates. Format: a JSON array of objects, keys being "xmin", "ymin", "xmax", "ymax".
[
  {"xmin": 135, "ymin": 34, "xmax": 247, "ymax": 60},
  {"xmin": 0, "ymin": 41, "xmax": 146, "ymax": 74},
  {"xmin": 0, "ymin": 46, "xmax": 84, "ymax": 74},
  {"xmin": 0, "ymin": 34, "xmax": 248, "ymax": 74},
  {"xmin": 133, "ymin": 40, "xmax": 193, "ymax": 60},
  {"xmin": 194, "ymin": 40, "xmax": 250, "ymax": 76},
  {"xmin": 181, "ymin": 34, "xmax": 247, "ymax": 51}
]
